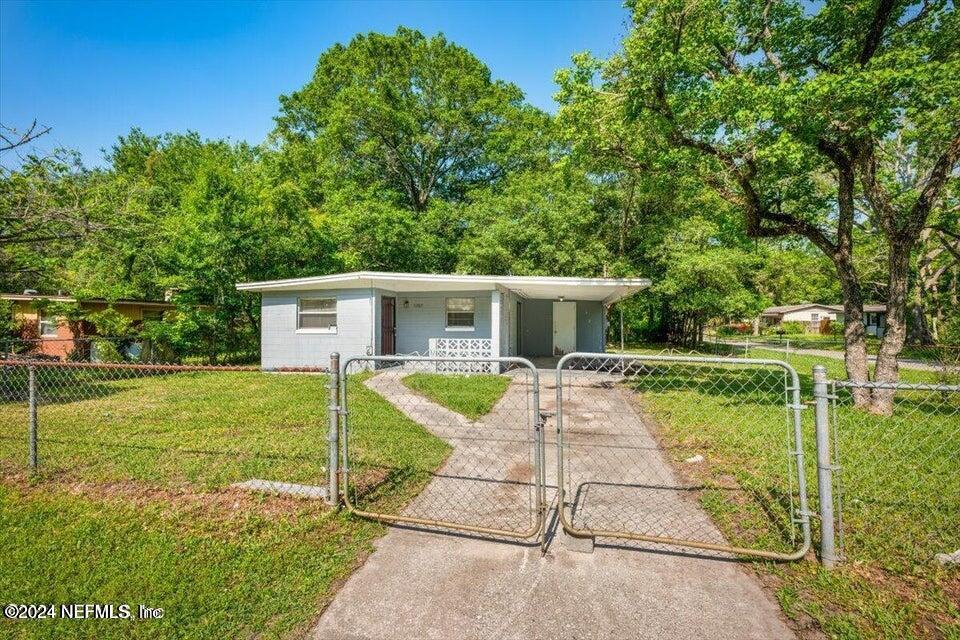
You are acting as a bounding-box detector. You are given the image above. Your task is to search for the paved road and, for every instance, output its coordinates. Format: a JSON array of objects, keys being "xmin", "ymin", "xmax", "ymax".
[{"xmin": 310, "ymin": 370, "xmax": 796, "ymax": 640}]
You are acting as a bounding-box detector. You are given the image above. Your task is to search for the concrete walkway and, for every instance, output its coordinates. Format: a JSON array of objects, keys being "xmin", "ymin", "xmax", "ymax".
[{"xmin": 310, "ymin": 371, "xmax": 796, "ymax": 640}]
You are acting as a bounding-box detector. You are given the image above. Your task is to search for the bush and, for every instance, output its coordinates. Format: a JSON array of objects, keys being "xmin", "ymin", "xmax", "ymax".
[
  {"xmin": 941, "ymin": 315, "xmax": 960, "ymax": 345},
  {"xmin": 829, "ymin": 320, "xmax": 845, "ymax": 337},
  {"xmin": 716, "ymin": 324, "xmax": 751, "ymax": 336},
  {"xmin": 90, "ymin": 337, "xmax": 125, "ymax": 363},
  {"xmin": 780, "ymin": 321, "xmax": 806, "ymax": 335}
]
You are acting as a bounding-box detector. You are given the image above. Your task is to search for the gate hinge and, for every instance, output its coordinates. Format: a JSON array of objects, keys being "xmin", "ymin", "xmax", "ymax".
[
  {"xmin": 818, "ymin": 463, "xmax": 842, "ymax": 472},
  {"xmin": 796, "ymin": 510, "xmax": 820, "ymax": 520},
  {"xmin": 788, "ymin": 403, "xmax": 807, "ymax": 411}
]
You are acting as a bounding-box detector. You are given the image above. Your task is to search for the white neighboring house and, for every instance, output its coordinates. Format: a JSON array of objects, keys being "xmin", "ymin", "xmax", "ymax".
[
  {"xmin": 760, "ymin": 303, "xmax": 887, "ymax": 336},
  {"xmin": 235, "ymin": 271, "xmax": 651, "ymax": 370}
]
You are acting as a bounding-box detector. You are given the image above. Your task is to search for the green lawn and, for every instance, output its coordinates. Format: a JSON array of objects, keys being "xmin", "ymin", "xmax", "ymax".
[
  {"xmin": 401, "ymin": 373, "xmax": 511, "ymax": 420},
  {"xmin": 616, "ymin": 343, "xmax": 960, "ymax": 638},
  {"xmin": 0, "ymin": 366, "xmax": 448, "ymax": 640},
  {"xmin": 717, "ymin": 334, "xmax": 960, "ymax": 368}
]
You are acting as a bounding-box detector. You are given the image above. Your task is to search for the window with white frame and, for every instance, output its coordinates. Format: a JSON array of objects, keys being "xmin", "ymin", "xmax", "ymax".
[
  {"xmin": 811, "ymin": 312, "xmax": 820, "ymax": 323},
  {"xmin": 298, "ymin": 297, "xmax": 337, "ymax": 332},
  {"xmin": 446, "ymin": 297, "xmax": 475, "ymax": 330},
  {"xmin": 38, "ymin": 310, "xmax": 58, "ymax": 337}
]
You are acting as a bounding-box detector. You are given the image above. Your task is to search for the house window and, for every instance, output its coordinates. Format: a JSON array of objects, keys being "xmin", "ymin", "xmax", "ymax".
[
  {"xmin": 38, "ymin": 311, "xmax": 58, "ymax": 337},
  {"xmin": 446, "ymin": 297, "xmax": 475, "ymax": 330},
  {"xmin": 810, "ymin": 313, "xmax": 819, "ymax": 323},
  {"xmin": 298, "ymin": 297, "xmax": 337, "ymax": 332}
]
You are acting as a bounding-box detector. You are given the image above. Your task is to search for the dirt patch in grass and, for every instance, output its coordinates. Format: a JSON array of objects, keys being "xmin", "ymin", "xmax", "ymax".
[
  {"xmin": 350, "ymin": 466, "xmax": 391, "ymax": 496},
  {"xmin": 2, "ymin": 470, "xmax": 328, "ymax": 526}
]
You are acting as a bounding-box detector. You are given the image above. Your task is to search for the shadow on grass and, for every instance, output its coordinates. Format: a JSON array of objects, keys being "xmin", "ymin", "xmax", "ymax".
[
  {"xmin": 0, "ymin": 434, "xmax": 323, "ymax": 463},
  {"xmin": 0, "ymin": 365, "xmax": 186, "ymax": 406}
]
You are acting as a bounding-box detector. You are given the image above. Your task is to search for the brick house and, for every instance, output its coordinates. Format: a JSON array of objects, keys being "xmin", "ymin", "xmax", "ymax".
[{"xmin": 2, "ymin": 292, "xmax": 178, "ymax": 360}]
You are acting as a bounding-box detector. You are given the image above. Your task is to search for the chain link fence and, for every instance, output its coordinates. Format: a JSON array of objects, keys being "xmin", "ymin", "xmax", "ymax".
[
  {"xmin": 1, "ymin": 336, "xmax": 260, "ymax": 366},
  {"xmin": 555, "ymin": 353, "xmax": 810, "ymax": 560},
  {"xmin": 709, "ymin": 336, "xmax": 960, "ymax": 379},
  {"xmin": 340, "ymin": 355, "xmax": 545, "ymax": 540},
  {"xmin": 0, "ymin": 361, "xmax": 329, "ymax": 495},
  {"xmin": 827, "ymin": 381, "xmax": 960, "ymax": 571}
]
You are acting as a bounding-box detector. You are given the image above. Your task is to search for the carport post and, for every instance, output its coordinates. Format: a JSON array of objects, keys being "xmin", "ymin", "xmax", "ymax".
[
  {"xmin": 28, "ymin": 364, "xmax": 37, "ymax": 472},
  {"xmin": 327, "ymin": 353, "xmax": 340, "ymax": 507},
  {"xmin": 813, "ymin": 365, "xmax": 837, "ymax": 568}
]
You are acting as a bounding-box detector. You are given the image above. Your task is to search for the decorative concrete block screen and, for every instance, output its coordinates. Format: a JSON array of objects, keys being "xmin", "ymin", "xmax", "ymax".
[{"xmin": 427, "ymin": 338, "xmax": 494, "ymax": 373}]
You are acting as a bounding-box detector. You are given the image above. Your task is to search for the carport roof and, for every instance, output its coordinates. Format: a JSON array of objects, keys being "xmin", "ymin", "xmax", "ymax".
[{"xmin": 236, "ymin": 271, "xmax": 651, "ymax": 304}]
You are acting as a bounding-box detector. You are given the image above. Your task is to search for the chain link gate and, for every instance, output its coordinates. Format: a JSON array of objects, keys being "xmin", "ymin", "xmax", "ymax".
[
  {"xmin": 555, "ymin": 353, "xmax": 811, "ymax": 560},
  {"xmin": 824, "ymin": 379, "xmax": 959, "ymax": 567},
  {"xmin": 339, "ymin": 355, "xmax": 546, "ymax": 540}
]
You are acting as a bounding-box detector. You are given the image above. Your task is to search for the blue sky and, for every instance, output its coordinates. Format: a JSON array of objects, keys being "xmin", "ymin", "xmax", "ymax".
[{"xmin": 0, "ymin": 0, "xmax": 629, "ymax": 167}]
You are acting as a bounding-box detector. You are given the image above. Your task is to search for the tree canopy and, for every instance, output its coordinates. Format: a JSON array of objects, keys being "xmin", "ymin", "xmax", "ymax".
[{"xmin": 2, "ymin": 18, "xmax": 956, "ymax": 383}]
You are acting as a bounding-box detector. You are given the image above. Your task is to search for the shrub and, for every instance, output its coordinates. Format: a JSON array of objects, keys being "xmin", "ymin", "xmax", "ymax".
[
  {"xmin": 780, "ymin": 321, "xmax": 806, "ymax": 335},
  {"xmin": 829, "ymin": 320, "xmax": 845, "ymax": 337},
  {"xmin": 941, "ymin": 315, "xmax": 960, "ymax": 345},
  {"xmin": 90, "ymin": 337, "xmax": 125, "ymax": 363}
]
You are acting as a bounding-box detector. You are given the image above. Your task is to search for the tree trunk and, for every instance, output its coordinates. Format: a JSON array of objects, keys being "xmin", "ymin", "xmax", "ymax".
[
  {"xmin": 952, "ymin": 265, "xmax": 959, "ymax": 307},
  {"xmin": 908, "ymin": 279, "xmax": 934, "ymax": 345},
  {"xmin": 870, "ymin": 243, "xmax": 913, "ymax": 414},
  {"xmin": 834, "ymin": 254, "xmax": 871, "ymax": 407}
]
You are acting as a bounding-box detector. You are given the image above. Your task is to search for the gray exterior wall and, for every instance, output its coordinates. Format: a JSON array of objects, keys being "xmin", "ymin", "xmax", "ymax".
[
  {"xmin": 576, "ymin": 300, "xmax": 607, "ymax": 352},
  {"xmin": 260, "ymin": 288, "xmax": 374, "ymax": 369},
  {"xmin": 392, "ymin": 290, "xmax": 492, "ymax": 355},
  {"xmin": 259, "ymin": 288, "xmax": 607, "ymax": 366},
  {"xmin": 518, "ymin": 299, "xmax": 606, "ymax": 357}
]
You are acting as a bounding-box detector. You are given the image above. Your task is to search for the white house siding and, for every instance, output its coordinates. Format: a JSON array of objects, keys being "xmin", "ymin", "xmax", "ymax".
[
  {"xmin": 260, "ymin": 288, "xmax": 373, "ymax": 369},
  {"xmin": 780, "ymin": 306, "xmax": 842, "ymax": 323},
  {"xmin": 392, "ymin": 290, "xmax": 492, "ymax": 355}
]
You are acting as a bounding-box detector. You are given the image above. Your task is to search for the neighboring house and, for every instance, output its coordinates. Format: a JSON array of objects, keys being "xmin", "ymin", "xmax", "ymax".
[
  {"xmin": 760, "ymin": 303, "xmax": 887, "ymax": 336},
  {"xmin": 2, "ymin": 292, "xmax": 177, "ymax": 359},
  {"xmin": 236, "ymin": 271, "xmax": 651, "ymax": 370}
]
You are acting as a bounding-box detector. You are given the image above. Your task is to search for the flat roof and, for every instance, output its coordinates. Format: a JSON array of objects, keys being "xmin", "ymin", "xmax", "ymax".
[
  {"xmin": 236, "ymin": 271, "xmax": 651, "ymax": 304},
  {"xmin": 762, "ymin": 303, "xmax": 886, "ymax": 316}
]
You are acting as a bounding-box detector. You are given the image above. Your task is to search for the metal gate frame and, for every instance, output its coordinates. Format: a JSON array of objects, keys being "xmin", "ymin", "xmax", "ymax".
[
  {"xmin": 555, "ymin": 352, "xmax": 812, "ymax": 561},
  {"xmin": 339, "ymin": 354, "xmax": 547, "ymax": 540}
]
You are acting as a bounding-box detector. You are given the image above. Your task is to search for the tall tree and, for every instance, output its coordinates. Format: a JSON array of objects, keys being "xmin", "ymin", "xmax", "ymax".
[
  {"xmin": 560, "ymin": 0, "xmax": 959, "ymax": 413},
  {"xmin": 0, "ymin": 150, "xmax": 107, "ymax": 293},
  {"xmin": 275, "ymin": 27, "xmax": 548, "ymax": 214}
]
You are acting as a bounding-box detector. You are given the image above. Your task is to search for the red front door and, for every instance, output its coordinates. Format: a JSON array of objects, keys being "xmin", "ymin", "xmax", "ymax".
[{"xmin": 381, "ymin": 296, "xmax": 396, "ymax": 355}]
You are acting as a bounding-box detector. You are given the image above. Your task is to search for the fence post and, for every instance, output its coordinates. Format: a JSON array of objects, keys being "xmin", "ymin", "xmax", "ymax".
[
  {"xmin": 327, "ymin": 353, "xmax": 340, "ymax": 507},
  {"xmin": 28, "ymin": 364, "xmax": 37, "ymax": 472},
  {"xmin": 813, "ymin": 364, "xmax": 837, "ymax": 568}
]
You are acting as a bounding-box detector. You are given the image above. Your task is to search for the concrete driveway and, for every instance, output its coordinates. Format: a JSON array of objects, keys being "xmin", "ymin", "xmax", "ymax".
[{"xmin": 310, "ymin": 369, "xmax": 796, "ymax": 640}]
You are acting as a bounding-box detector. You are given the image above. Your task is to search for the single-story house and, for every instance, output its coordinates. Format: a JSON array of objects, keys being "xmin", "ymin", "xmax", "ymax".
[
  {"xmin": 235, "ymin": 271, "xmax": 651, "ymax": 370},
  {"xmin": 760, "ymin": 303, "xmax": 887, "ymax": 336},
  {"xmin": 2, "ymin": 292, "xmax": 178, "ymax": 359}
]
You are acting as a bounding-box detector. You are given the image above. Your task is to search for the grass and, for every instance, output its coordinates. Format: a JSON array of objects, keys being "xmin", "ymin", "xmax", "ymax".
[
  {"xmin": 401, "ymin": 373, "xmax": 511, "ymax": 420},
  {"xmin": 717, "ymin": 334, "xmax": 960, "ymax": 367},
  {"xmin": 0, "ymin": 367, "xmax": 448, "ymax": 639},
  {"xmin": 1, "ymin": 353, "xmax": 954, "ymax": 638},
  {"xmin": 616, "ymin": 342, "xmax": 960, "ymax": 638}
]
